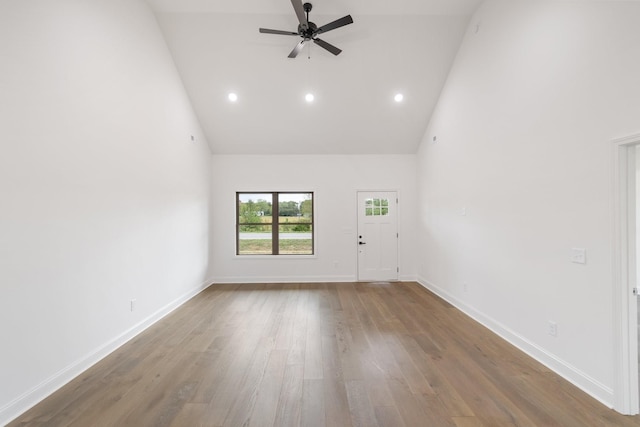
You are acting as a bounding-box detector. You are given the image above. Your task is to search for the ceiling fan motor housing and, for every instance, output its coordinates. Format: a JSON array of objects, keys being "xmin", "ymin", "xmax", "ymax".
[{"xmin": 299, "ymin": 22, "xmax": 318, "ymax": 39}]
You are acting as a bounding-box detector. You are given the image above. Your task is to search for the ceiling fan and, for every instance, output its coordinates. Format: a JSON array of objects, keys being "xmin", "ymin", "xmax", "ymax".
[{"xmin": 259, "ymin": 0, "xmax": 353, "ymax": 58}]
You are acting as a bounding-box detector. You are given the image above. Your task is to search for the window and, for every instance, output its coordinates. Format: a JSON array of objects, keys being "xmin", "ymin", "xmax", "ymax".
[
  {"xmin": 237, "ymin": 192, "xmax": 314, "ymax": 255},
  {"xmin": 364, "ymin": 198, "xmax": 389, "ymax": 216}
]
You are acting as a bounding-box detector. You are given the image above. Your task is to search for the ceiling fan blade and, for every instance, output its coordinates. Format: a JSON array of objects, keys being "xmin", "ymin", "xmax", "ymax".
[
  {"xmin": 290, "ymin": 0, "xmax": 308, "ymax": 30},
  {"xmin": 288, "ymin": 40, "xmax": 306, "ymax": 58},
  {"xmin": 317, "ymin": 15, "xmax": 353, "ymax": 34},
  {"xmin": 259, "ymin": 28, "xmax": 299, "ymax": 36},
  {"xmin": 313, "ymin": 38, "xmax": 342, "ymax": 56}
]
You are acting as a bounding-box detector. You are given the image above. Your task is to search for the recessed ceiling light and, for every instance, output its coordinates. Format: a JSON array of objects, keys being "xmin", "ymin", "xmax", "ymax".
[
  {"xmin": 394, "ymin": 93, "xmax": 404, "ymax": 103},
  {"xmin": 228, "ymin": 92, "xmax": 238, "ymax": 102},
  {"xmin": 305, "ymin": 93, "xmax": 315, "ymax": 103}
]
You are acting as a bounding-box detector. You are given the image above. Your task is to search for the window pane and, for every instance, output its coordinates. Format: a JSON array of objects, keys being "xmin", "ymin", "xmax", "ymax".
[
  {"xmin": 238, "ymin": 193, "xmax": 272, "ymax": 225},
  {"xmin": 381, "ymin": 199, "xmax": 389, "ymax": 215},
  {"xmin": 278, "ymin": 193, "xmax": 312, "ymax": 218},
  {"xmin": 279, "ymin": 224, "xmax": 313, "ymax": 255},
  {"xmin": 238, "ymin": 225, "xmax": 272, "ymax": 255}
]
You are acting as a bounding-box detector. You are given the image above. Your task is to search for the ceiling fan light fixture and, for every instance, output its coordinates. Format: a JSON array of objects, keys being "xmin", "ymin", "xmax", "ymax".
[
  {"xmin": 305, "ymin": 93, "xmax": 315, "ymax": 103},
  {"xmin": 228, "ymin": 92, "xmax": 238, "ymax": 102},
  {"xmin": 394, "ymin": 93, "xmax": 404, "ymax": 103}
]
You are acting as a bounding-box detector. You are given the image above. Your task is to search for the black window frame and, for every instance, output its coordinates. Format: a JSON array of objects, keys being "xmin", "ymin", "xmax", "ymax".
[{"xmin": 236, "ymin": 191, "xmax": 314, "ymax": 256}]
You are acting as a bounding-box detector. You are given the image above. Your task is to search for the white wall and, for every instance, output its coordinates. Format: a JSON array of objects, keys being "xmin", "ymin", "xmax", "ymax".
[
  {"xmin": 417, "ymin": 0, "xmax": 640, "ymax": 407},
  {"xmin": 210, "ymin": 155, "xmax": 417, "ymax": 283},
  {"xmin": 0, "ymin": 1, "xmax": 212, "ymax": 423}
]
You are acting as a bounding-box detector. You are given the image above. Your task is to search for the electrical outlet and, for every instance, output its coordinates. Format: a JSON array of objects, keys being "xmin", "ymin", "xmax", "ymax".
[{"xmin": 548, "ymin": 321, "xmax": 557, "ymax": 337}]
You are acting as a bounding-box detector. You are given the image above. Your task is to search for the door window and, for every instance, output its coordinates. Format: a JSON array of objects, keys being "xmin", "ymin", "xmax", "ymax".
[{"xmin": 365, "ymin": 198, "xmax": 389, "ymax": 216}]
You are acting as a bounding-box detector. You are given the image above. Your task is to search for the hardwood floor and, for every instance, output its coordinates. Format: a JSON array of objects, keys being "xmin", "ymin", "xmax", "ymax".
[{"xmin": 9, "ymin": 282, "xmax": 640, "ymax": 427}]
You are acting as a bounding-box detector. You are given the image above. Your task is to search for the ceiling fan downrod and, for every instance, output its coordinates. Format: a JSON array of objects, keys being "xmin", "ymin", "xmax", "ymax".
[{"xmin": 304, "ymin": 2, "xmax": 311, "ymax": 21}]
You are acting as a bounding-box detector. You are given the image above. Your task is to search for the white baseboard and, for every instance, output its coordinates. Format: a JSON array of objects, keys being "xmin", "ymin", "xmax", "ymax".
[
  {"xmin": 416, "ymin": 276, "xmax": 614, "ymax": 409},
  {"xmin": 211, "ymin": 274, "xmax": 357, "ymax": 284},
  {"xmin": 0, "ymin": 278, "xmax": 214, "ymax": 426},
  {"xmin": 211, "ymin": 274, "xmax": 418, "ymax": 284}
]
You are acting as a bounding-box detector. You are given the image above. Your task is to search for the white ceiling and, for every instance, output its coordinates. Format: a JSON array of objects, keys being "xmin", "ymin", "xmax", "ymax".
[
  {"xmin": 147, "ymin": 0, "xmax": 481, "ymax": 154},
  {"xmin": 147, "ymin": 0, "xmax": 482, "ymax": 15}
]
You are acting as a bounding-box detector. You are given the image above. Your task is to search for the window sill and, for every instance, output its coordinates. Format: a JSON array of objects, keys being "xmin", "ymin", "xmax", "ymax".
[{"xmin": 234, "ymin": 254, "xmax": 317, "ymax": 260}]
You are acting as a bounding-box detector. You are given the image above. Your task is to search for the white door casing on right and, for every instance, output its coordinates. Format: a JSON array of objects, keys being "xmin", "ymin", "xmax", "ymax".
[
  {"xmin": 612, "ymin": 134, "xmax": 640, "ymax": 415},
  {"xmin": 357, "ymin": 191, "xmax": 398, "ymax": 281}
]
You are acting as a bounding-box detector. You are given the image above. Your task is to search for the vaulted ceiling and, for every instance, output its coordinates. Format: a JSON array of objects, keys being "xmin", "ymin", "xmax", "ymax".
[{"xmin": 146, "ymin": 0, "xmax": 482, "ymax": 154}]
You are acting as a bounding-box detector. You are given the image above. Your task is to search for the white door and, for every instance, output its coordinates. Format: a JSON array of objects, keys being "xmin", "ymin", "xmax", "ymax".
[{"xmin": 357, "ymin": 191, "xmax": 398, "ymax": 281}]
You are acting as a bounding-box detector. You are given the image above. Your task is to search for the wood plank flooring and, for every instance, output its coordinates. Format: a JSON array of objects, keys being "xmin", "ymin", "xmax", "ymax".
[{"xmin": 9, "ymin": 282, "xmax": 640, "ymax": 427}]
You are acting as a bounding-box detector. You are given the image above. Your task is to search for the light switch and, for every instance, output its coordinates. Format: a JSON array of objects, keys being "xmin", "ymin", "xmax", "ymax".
[{"xmin": 571, "ymin": 248, "xmax": 586, "ymax": 264}]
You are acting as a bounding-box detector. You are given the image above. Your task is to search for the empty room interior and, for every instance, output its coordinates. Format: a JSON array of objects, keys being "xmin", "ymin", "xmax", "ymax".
[{"xmin": 2, "ymin": 0, "xmax": 640, "ymax": 425}]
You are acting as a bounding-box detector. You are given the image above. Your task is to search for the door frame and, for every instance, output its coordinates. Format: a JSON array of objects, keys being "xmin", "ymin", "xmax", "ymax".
[
  {"xmin": 612, "ymin": 133, "xmax": 640, "ymax": 415},
  {"xmin": 356, "ymin": 190, "xmax": 399, "ymax": 281}
]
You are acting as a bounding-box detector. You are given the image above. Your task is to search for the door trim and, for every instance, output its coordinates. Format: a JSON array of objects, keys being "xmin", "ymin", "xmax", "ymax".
[{"xmin": 612, "ymin": 133, "xmax": 640, "ymax": 415}]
